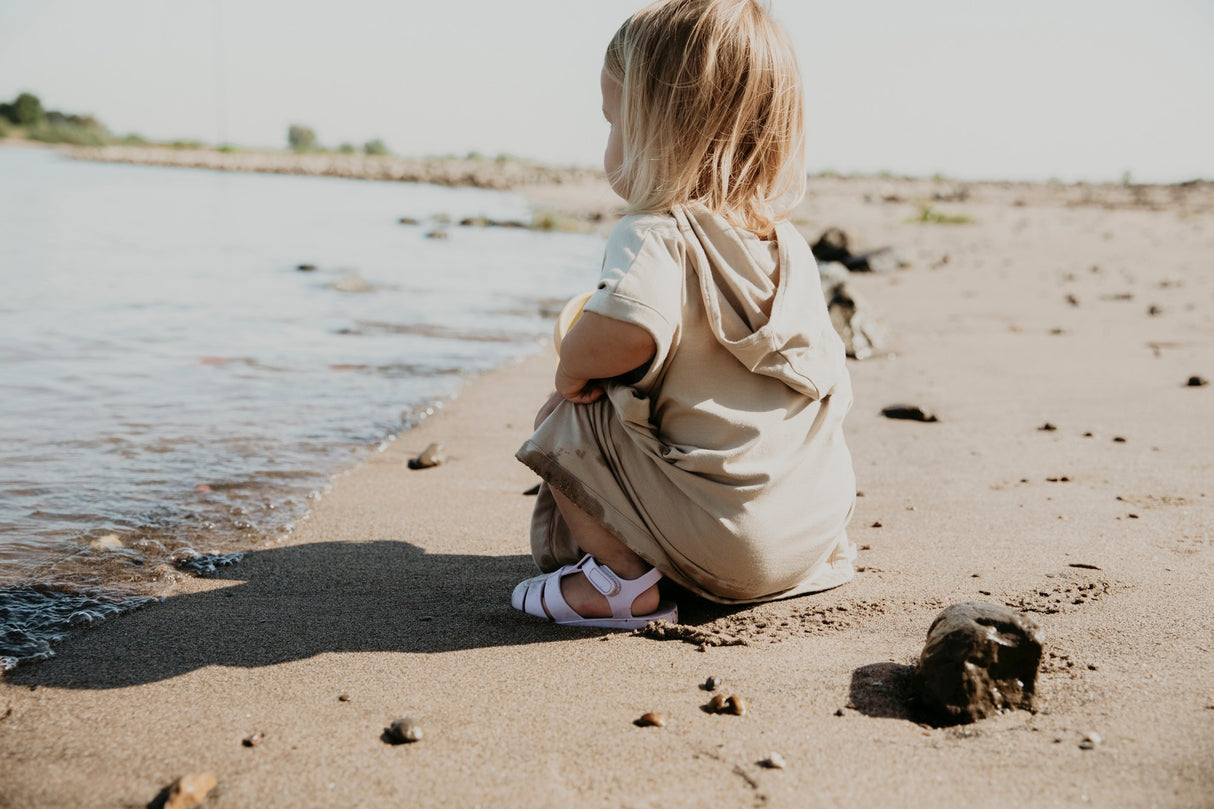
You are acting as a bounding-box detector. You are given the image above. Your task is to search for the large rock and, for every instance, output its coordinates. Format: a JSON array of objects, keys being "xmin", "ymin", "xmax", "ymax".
[
  {"xmin": 914, "ymin": 602, "xmax": 1044, "ymax": 724},
  {"xmin": 818, "ymin": 261, "xmax": 884, "ymax": 360}
]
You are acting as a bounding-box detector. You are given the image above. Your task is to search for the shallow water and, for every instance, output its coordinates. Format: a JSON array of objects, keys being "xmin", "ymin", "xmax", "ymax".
[{"xmin": 0, "ymin": 147, "xmax": 604, "ymax": 669}]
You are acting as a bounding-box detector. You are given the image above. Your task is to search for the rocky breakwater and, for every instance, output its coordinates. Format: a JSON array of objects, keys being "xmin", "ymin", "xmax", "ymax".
[{"xmin": 67, "ymin": 146, "xmax": 603, "ymax": 191}]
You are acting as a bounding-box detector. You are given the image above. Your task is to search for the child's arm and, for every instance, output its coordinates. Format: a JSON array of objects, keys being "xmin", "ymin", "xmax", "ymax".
[{"xmin": 555, "ymin": 312, "xmax": 656, "ymax": 403}]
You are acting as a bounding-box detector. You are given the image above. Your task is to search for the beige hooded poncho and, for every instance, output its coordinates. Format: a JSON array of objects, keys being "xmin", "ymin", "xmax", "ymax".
[{"xmin": 517, "ymin": 204, "xmax": 856, "ymax": 604}]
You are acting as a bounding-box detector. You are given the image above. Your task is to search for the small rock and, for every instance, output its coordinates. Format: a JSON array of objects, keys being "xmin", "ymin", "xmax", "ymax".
[
  {"xmin": 635, "ymin": 712, "xmax": 666, "ymax": 728},
  {"xmin": 871, "ymin": 521, "xmax": 883, "ymax": 528},
  {"xmin": 725, "ymin": 694, "xmax": 748, "ymax": 716},
  {"xmin": 1037, "ymin": 422, "xmax": 1057, "ymax": 432},
  {"xmin": 1187, "ymin": 375, "xmax": 1208, "ymax": 388},
  {"xmin": 385, "ymin": 717, "xmax": 423, "ymax": 744},
  {"xmin": 759, "ymin": 752, "xmax": 787, "ymax": 770},
  {"xmin": 701, "ymin": 675, "xmax": 723, "ymax": 692},
  {"xmin": 881, "ymin": 404, "xmax": 939, "ymax": 423},
  {"xmin": 241, "ymin": 732, "xmax": 264, "ymax": 747},
  {"xmin": 397, "ymin": 217, "xmax": 420, "ymax": 226},
  {"xmin": 834, "ymin": 708, "xmax": 846, "ymax": 717},
  {"xmin": 163, "ymin": 773, "xmax": 218, "ymax": 809},
  {"xmin": 914, "ymin": 602, "xmax": 1044, "ymax": 725},
  {"xmin": 1112, "ymin": 436, "xmax": 1126, "ymax": 443},
  {"xmin": 330, "ymin": 273, "xmax": 373, "ymax": 294},
  {"xmin": 296, "ymin": 263, "xmax": 317, "ymax": 272},
  {"xmin": 338, "ymin": 693, "xmax": 350, "ymax": 702},
  {"xmin": 425, "ymin": 229, "xmax": 449, "ymax": 240},
  {"xmin": 1079, "ymin": 732, "xmax": 1102, "ymax": 750},
  {"xmin": 707, "ymin": 694, "xmax": 730, "ymax": 713},
  {"xmin": 407, "ymin": 442, "xmax": 446, "ymax": 470}
]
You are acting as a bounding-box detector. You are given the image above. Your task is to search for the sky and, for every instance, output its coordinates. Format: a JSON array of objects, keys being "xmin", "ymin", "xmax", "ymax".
[{"xmin": 1, "ymin": 0, "xmax": 1212, "ymax": 183}]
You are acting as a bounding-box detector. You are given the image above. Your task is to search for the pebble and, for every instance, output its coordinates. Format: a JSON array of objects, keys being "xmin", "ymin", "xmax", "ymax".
[
  {"xmin": 708, "ymin": 694, "xmax": 730, "ymax": 713},
  {"xmin": 385, "ymin": 717, "xmax": 423, "ymax": 744},
  {"xmin": 296, "ymin": 263, "xmax": 317, "ymax": 272},
  {"xmin": 338, "ymin": 693, "xmax": 350, "ymax": 702},
  {"xmin": 407, "ymin": 442, "xmax": 446, "ymax": 470},
  {"xmin": 881, "ymin": 404, "xmax": 939, "ymax": 423},
  {"xmin": 635, "ymin": 712, "xmax": 666, "ymax": 728},
  {"xmin": 1079, "ymin": 732, "xmax": 1102, "ymax": 750},
  {"xmin": 330, "ymin": 273, "xmax": 373, "ymax": 294},
  {"xmin": 759, "ymin": 752, "xmax": 787, "ymax": 770},
  {"xmin": 834, "ymin": 708, "xmax": 847, "ymax": 717},
  {"xmin": 1187, "ymin": 375, "xmax": 1209, "ymax": 387},
  {"xmin": 163, "ymin": 773, "xmax": 218, "ymax": 809},
  {"xmin": 241, "ymin": 732, "xmax": 264, "ymax": 747},
  {"xmin": 701, "ymin": 675, "xmax": 723, "ymax": 692}
]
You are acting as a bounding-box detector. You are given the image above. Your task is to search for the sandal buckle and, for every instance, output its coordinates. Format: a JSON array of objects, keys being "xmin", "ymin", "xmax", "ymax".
[{"xmin": 583, "ymin": 561, "xmax": 622, "ymax": 597}]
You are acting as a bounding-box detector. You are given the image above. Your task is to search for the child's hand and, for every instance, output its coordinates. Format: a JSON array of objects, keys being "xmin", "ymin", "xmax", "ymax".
[{"xmin": 555, "ymin": 364, "xmax": 605, "ymax": 404}]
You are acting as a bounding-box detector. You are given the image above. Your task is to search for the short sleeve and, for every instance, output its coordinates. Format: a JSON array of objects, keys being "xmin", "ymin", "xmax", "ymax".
[{"xmin": 582, "ymin": 214, "xmax": 684, "ymax": 378}]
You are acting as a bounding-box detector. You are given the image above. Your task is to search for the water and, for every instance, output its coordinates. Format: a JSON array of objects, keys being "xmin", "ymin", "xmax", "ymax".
[{"xmin": 0, "ymin": 147, "xmax": 604, "ymax": 670}]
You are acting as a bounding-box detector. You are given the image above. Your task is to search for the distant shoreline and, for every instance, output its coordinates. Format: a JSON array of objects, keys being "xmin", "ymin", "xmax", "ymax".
[{"xmin": 63, "ymin": 144, "xmax": 604, "ymax": 191}]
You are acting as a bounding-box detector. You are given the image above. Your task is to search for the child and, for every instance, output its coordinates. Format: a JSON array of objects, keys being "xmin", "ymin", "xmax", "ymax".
[{"xmin": 512, "ymin": 0, "xmax": 856, "ymax": 629}]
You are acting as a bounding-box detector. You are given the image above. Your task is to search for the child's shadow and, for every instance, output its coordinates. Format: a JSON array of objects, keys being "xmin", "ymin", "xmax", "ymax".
[{"xmin": 6, "ymin": 541, "xmax": 575, "ymax": 691}]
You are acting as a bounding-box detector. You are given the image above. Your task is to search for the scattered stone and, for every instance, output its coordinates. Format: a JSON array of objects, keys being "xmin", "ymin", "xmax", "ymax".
[
  {"xmin": 1079, "ymin": 732, "xmax": 1102, "ymax": 750},
  {"xmin": 881, "ymin": 404, "xmax": 939, "ymax": 423},
  {"xmin": 701, "ymin": 675, "xmax": 723, "ymax": 692},
  {"xmin": 338, "ymin": 693, "xmax": 350, "ymax": 702},
  {"xmin": 407, "ymin": 442, "xmax": 446, "ymax": 470},
  {"xmin": 870, "ymin": 521, "xmax": 883, "ymax": 528},
  {"xmin": 241, "ymin": 732, "xmax": 264, "ymax": 747},
  {"xmin": 725, "ymin": 695, "xmax": 748, "ymax": 716},
  {"xmin": 1187, "ymin": 376, "xmax": 1209, "ymax": 388},
  {"xmin": 1147, "ymin": 304, "xmax": 1162, "ymax": 316},
  {"xmin": 914, "ymin": 602, "xmax": 1044, "ymax": 725},
  {"xmin": 385, "ymin": 717, "xmax": 423, "ymax": 744},
  {"xmin": 1065, "ymin": 294, "xmax": 1080, "ymax": 307},
  {"xmin": 162, "ymin": 773, "xmax": 218, "ymax": 809},
  {"xmin": 759, "ymin": 752, "xmax": 787, "ymax": 770},
  {"xmin": 296, "ymin": 263, "xmax": 317, "ymax": 272},
  {"xmin": 1037, "ymin": 422, "xmax": 1057, "ymax": 432},
  {"xmin": 1112, "ymin": 436, "xmax": 1126, "ymax": 443},
  {"xmin": 424, "ymin": 229, "xmax": 449, "ymax": 240},
  {"xmin": 707, "ymin": 694, "xmax": 730, "ymax": 713},
  {"xmin": 397, "ymin": 217, "xmax": 420, "ymax": 226},
  {"xmin": 330, "ymin": 272, "xmax": 373, "ymax": 294},
  {"xmin": 635, "ymin": 712, "xmax": 666, "ymax": 728},
  {"xmin": 834, "ymin": 708, "xmax": 846, "ymax": 717},
  {"xmin": 810, "ymin": 227, "xmax": 851, "ymax": 264},
  {"xmin": 523, "ymin": 483, "xmax": 541, "ymax": 496},
  {"xmin": 1045, "ymin": 476, "xmax": 1071, "ymax": 483}
]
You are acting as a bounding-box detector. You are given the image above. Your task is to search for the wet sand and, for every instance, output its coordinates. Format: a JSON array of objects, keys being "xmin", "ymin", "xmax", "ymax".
[{"xmin": 2, "ymin": 175, "xmax": 1212, "ymax": 807}]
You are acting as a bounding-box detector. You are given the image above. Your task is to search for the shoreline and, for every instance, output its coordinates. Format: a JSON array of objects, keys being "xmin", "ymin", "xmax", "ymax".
[{"xmin": 2, "ymin": 161, "xmax": 1213, "ymax": 807}]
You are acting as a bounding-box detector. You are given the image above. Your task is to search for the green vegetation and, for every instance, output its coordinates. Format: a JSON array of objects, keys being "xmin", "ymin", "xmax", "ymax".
[
  {"xmin": 363, "ymin": 138, "xmax": 389, "ymax": 156},
  {"xmin": 908, "ymin": 204, "xmax": 973, "ymax": 225},
  {"xmin": 287, "ymin": 124, "xmax": 319, "ymax": 153},
  {"xmin": 0, "ymin": 92, "xmax": 114, "ymax": 145}
]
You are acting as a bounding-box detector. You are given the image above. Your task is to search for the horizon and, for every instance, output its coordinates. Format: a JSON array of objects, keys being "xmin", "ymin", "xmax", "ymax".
[{"xmin": 1, "ymin": 0, "xmax": 1212, "ymax": 184}]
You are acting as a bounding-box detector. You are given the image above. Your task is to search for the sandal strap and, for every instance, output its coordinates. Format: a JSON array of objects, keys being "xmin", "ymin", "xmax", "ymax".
[{"xmin": 576, "ymin": 555, "xmax": 663, "ymax": 620}]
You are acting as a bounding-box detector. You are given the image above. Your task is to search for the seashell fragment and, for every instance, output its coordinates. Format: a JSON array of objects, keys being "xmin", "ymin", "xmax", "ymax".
[
  {"xmin": 635, "ymin": 712, "xmax": 666, "ymax": 728},
  {"xmin": 163, "ymin": 772, "xmax": 218, "ymax": 809},
  {"xmin": 759, "ymin": 752, "xmax": 786, "ymax": 770},
  {"xmin": 385, "ymin": 717, "xmax": 423, "ymax": 744},
  {"xmin": 408, "ymin": 442, "xmax": 446, "ymax": 470}
]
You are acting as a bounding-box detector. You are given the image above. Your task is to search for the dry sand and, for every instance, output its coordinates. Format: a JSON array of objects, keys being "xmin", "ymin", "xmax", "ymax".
[{"xmin": 1, "ymin": 174, "xmax": 1212, "ymax": 808}]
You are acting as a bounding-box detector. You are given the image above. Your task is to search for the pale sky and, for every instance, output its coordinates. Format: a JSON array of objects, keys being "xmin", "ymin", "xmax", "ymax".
[{"xmin": 1, "ymin": 0, "xmax": 1211, "ymax": 182}]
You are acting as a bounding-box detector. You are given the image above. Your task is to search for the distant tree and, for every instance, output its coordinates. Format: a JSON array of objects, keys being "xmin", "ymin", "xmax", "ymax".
[
  {"xmin": 287, "ymin": 124, "xmax": 318, "ymax": 153},
  {"xmin": 364, "ymin": 138, "xmax": 390, "ymax": 156},
  {"xmin": 337, "ymin": 143, "xmax": 356, "ymax": 154},
  {"xmin": 12, "ymin": 92, "xmax": 45, "ymax": 126}
]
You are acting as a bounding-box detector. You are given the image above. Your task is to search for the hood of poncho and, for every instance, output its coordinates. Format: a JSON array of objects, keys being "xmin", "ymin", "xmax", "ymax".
[{"xmin": 673, "ymin": 204, "xmax": 846, "ymax": 401}]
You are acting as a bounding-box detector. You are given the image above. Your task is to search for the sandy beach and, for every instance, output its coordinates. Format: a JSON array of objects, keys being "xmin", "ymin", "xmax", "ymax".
[{"xmin": 1, "ymin": 170, "xmax": 1212, "ymax": 808}]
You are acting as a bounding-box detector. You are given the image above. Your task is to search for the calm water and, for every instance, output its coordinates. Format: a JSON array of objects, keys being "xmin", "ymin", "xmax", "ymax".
[{"xmin": 0, "ymin": 147, "xmax": 604, "ymax": 669}]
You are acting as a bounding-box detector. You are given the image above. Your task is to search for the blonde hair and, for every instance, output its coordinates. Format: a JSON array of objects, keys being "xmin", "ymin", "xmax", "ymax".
[{"xmin": 604, "ymin": 0, "xmax": 806, "ymax": 235}]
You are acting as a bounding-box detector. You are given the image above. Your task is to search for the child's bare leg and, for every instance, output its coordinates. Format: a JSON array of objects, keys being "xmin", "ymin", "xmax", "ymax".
[{"xmin": 548, "ymin": 487, "xmax": 661, "ymax": 618}]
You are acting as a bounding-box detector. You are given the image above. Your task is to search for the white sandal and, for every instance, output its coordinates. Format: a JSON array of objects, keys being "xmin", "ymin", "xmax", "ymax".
[{"xmin": 511, "ymin": 554, "xmax": 678, "ymax": 630}]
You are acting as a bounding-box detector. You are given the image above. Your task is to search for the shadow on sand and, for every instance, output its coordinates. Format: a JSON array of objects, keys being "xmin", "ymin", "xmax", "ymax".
[{"xmin": 6, "ymin": 541, "xmax": 605, "ymax": 690}]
